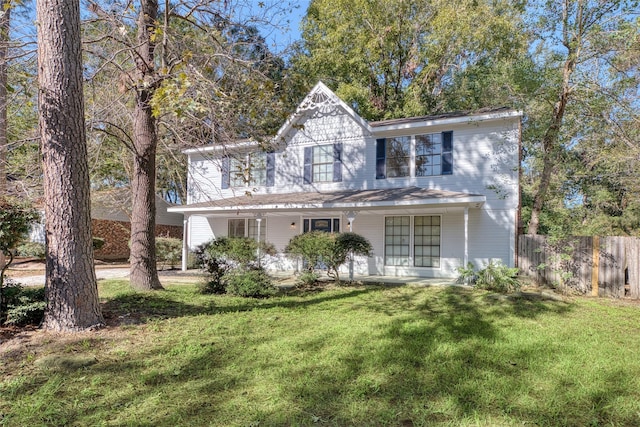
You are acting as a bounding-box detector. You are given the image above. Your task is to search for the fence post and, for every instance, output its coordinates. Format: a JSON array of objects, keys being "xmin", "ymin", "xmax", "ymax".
[{"xmin": 591, "ymin": 236, "xmax": 599, "ymax": 297}]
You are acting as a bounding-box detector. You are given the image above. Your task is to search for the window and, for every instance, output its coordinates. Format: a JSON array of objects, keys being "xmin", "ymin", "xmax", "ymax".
[
  {"xmin": 386, "ymin": 136, "xmax": 410, "ymax": 178},
  {"xmin": 304, "ymin": 143, "xmax": 342, "ymax": 184},
  {"xmin": 414, "ymin": 216, "xmax": 441, "ymax": 267},
  {"xmin": 221, "ymin": 152, "xmax": 274, "ymax": 189},
  {"xmin": 303, "ymin": 218, "xmax": 340, "ymax": 233},
  {"xmin": 376, "ymin": 131, "xmax": 453, "ymax": 179},
  {"xmin": 384, "ymin": 215, "xmax": 441, "ymax": 267},
  {"xmin": 416, "ymin": 133, "xmax": 442, "ymax": 176},
  {"xmin": 227, "ymin": 218, "xmax": 266, "ymax": 241},
  {"xmin": 312, "ymin": 145, "xmax": 333, "ymax": 182},
  {"xmin": 229, "ymin": 153, "xmax": 267, "ymax": 187},
  {"xmin": 384, "ymin": 216, "xmax": 410, "ymax": 266}
]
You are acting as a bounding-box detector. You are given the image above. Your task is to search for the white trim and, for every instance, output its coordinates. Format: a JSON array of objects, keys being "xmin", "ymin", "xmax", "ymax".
[
  {"xmin": 372, "ymin": 110, "xmax": 523, "ymax": 134},
  {"xmin": 168, "ymin": 195, "xmax": 486, "ymax": 214}
]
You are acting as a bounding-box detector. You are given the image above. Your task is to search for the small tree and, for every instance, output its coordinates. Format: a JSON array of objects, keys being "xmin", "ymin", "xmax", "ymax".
[
  {"xmin": 285, "ymin": 231, "xmax": 373, "ymax": 282},
  {"xmin": 284, "ymin": 231, "xmax": 333, "ymax": 274},
  {"xmin": 325, "ymin": 232, "xmax": 373, "ymax": 282},
  {"xmin": 0, "ymin": 197, "xmax": 39, "ymax": 317}
]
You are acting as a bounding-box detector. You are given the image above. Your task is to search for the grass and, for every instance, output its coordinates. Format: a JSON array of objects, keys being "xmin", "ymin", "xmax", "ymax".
[{"xmin": 2, "ymin": 281, "xmax": 640, "ymax": 426}]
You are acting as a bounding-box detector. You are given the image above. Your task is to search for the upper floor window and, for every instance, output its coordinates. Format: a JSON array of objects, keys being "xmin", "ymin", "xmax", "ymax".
[
  {"xmin": 312, "ymin": 145, "xmax": 334, "ymax": 182},
  {"xmin": 386, "ymin": 136, "xmax": 411, "ymax": 178},
  {"xmin": 376, "ymin": 131, "xmax": 453, "ymax": 179},
  {"xmin": 221, "ymin": 152, "xmax": 274, "ymax": 189},
  {"xmin": 304, "ymin": 143, "xmax": 343, "ymax": 184}
]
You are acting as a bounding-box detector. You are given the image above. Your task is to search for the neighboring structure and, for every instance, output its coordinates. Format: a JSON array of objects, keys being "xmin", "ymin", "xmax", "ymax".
[
  {"xmin": 169, "ymin": 82, "xmax": 522, "ymax": 278},
  {"xmin": 30, "ymin": 192, "xmax": 184, "ymax": 260}
]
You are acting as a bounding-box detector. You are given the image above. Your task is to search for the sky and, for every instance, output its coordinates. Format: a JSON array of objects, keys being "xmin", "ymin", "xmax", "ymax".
[{"xmin": 245, "ymin": 0, "xmax": 311, "ymax": 54}]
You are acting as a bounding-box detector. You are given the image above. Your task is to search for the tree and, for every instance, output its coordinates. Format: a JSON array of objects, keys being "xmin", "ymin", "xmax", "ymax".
[
  {"xmin": 292, "ymin": 0, "xmax": 525, "ymax": 120},
  {"xmin": 83, "ymin": 1, "xmax": 290, "ymax": 290},
  {"xmin": 526, "ymin": 0, "xmax": 639, "ymax": 234},
  {"xmin": 37, "ymin": 0, "xmax": 104, "ymax": 330}
]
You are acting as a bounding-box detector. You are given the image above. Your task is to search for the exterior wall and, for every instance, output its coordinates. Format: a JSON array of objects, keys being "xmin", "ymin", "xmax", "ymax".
[{"xmin": 92, "ymin": 219, "xmax": 182, "ymax": 260}]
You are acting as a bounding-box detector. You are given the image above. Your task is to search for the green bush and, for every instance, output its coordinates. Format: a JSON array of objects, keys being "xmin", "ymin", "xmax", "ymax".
[
  {"xmin": 2, "ymin": 280, "xmax": 45, "ymax": 326},
  {"xmin": 15, "ymin": 241, "xmax": 46, "ymax": 259},
  {"xmin": 156, "ymin": 237, "xmax": 182, "ymax": 269},
  {"xmin": 297, "ymin": 271, "xmax": 320, "ymax": 287},
  {"xmin": 92, "ymin": 237, "xmax": 106, "ymax": 251},
  {"xmin": 460, "ymin": 260, "xmax": 521, "ymax": 293},
  {"xmin": 194, "ymin": 237, "xmax": 277, "ymax": 295},
  {"xmin": 224, "ymin": 267, "xmax": 276, "ymax": 298},
  {"xmin": 285, "ymin": 231, "xmax": 373, "ymax": 281}
]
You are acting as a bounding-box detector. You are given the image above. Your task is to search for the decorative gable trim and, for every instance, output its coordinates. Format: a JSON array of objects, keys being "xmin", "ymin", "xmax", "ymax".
[{"xmin": 273, "ymin": 81, "xmax": 373, "ymax": 144}]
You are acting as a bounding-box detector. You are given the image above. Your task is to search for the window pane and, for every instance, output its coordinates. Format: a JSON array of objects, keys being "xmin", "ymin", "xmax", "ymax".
[
  {"xmin": 413, "ymin": 215, "xmax": 441, "ymax": 268},
  {"xmin": 229, "ymin": 156, "xmax": 246, "ymax": 187},
  {"xmin": 312, "ymin": 145, "xmax": 334, "ymax": 182},
  {"xmin": 415, "ymin": 133, "xmax": 446, "ymax": 177},
  {"xmin": 248, "ymin": 218, "xmax": 266, "ymax": 241},
  {"xmin": 249, "ymin": 153, "xmax": 267, "ymax": 186},
  {"xmin": 384, "ymin": 216, "xmax": 410, "ymax": 266},
  {"xmin": 386, "ymin": 137, "xmax": 410, "ymax": 177},
  {"xmin": 228, "ymin": 219, "xmax": 245, "ymax": 237}
]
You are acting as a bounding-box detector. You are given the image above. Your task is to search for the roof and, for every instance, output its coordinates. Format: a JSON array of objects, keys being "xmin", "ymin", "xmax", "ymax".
[
  {"xmin": 370, "ymin": 107, "xmax": 522, "ymax": 130},
  {"xmin": 168, "ymin": 187, "xmax": 486, "ymax": 214}
]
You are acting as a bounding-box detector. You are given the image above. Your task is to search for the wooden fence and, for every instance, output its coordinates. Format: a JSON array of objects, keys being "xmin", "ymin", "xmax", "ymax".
[{"xmin": 518, "ymin": 235, "xmax": 640, "ymax": 299}]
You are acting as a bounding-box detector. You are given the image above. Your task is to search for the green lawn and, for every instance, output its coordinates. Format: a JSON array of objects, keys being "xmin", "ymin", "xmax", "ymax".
[{"xmin": 2, "ymin": 281, "xmax": 640, "ymax": 426}]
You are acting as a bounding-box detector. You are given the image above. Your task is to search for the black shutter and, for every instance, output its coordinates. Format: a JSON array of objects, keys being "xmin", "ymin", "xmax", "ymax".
[
  {"xmin": 266, "ymin": 152, "xmax": 275, "ymax": 187},
  {"xmin": 442, "ymin": 131, "xmax": 453, "ymax": 175},
  {"xmin": 333, "ymin": 143, "xmax": 343, "ymax": 182},
  {"xmin": 303, "ymin": 219, "xmax": 310, "ymax": 233},
  {"xmin": 221, "ymin": 157, "xmax": 230, "ymax": 189},
  {"xmin": 304, "ymin": 146, "xmax": 312, "ymax": 184},
  {"xmin": 376, "ymin": 138, "xmax": 386, "ymax": 179}
]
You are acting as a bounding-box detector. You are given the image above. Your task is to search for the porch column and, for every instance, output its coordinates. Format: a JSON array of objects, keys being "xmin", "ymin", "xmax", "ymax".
[
  {"xmin": 255, "ymin": 213, "xmax": 263, "ymax": 267},
  {"xmin": 181, "ymin": 215, "xmax": 189, "ymax": 271},
  {"xmin": 464, "ymin": 207, "xmax": 469, "ymax": 267},
  {"xmin": 345, "ymin": 211, "xmax": 358, "ymax": 280}
]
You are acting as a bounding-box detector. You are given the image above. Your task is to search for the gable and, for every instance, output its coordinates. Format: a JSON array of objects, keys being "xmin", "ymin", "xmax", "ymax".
[{"xmin": 275, "ymin": 81, "xmax": 372, "ymax": 146}]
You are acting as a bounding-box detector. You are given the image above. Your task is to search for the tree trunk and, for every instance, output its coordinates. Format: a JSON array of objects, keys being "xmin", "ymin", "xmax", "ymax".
[
  {"xmin": 0, "ymin": 2, "xmax": 9, "ymax": 196},
  {"xmin": 129, "ymin": 0, "xmax": 163, "ymax": 290},
  {"xmin": 528, "ymin": 27, "xmax": 577, "ymax": 235},
  {"xmin": 37, "ymin": 0, "xmax": 104, "ymax": 330}
]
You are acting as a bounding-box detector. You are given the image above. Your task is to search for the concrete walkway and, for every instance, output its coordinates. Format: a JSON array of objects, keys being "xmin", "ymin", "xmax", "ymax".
[{"xmin": 9, "ymin": 266, "xmax": 458, "ymax": 288}]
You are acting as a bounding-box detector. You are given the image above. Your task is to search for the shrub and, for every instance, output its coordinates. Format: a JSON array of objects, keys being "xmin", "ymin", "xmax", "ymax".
[
  {"xmin": 461, "ymin": 260, "xmax": 521, "ymax": 293},
  {"xmin": 156, "ymin": 237, "xmax": 182, "ymax": 269},
  {"xmin": 297, "ymin": 271, "xmax": 320, "ymax": 287},
  {"xmin": 224, "ymin": 267, "xmax": 276, "ymax": 298},
  {"xmin": 92, "ymin": 237, "xmax": 106, "ymax": 251},
  {"xmin": 194, "ymin": 237, "xmax": 277, "ymax": 295},
  {"xmin": 285, "ymin": 231, "xmax": 373, "ymax": 281},
  {"xmin": 15, "ymin": 242, "xmax": 46, "ymax": 259},
  {"xmin": 285, "ymin": 231, "xmax": 333, "ymax": 273},
  {"xmin": 2, "ymin": 279, "xmax": 45, "ymax": 326},
  {"xmin": 325, "ymin": 232, "xmax": 373, "ymax": 281}
]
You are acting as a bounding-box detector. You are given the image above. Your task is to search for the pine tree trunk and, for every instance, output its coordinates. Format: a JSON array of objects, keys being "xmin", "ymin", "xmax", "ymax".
[
  {"xmin": 37, "ymin": 0, "xmax": 104, "ymax": 330},
  {"xmin": 129, "ymin": 0, "xmax": 163, "ymax": 290},
  {"xmin": 0, "ymin": 2, "xmax": 9, "ymax": 196}
]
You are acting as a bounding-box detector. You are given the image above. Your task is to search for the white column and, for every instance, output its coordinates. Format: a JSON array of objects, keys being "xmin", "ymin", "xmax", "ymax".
[
  {"xmin": 464, "ymin": 207, "xmax": 469, "ymax": 268},
  {"xmin": 181, "ymin": 215, "xmax": 189, "ymax": 271},
  {"xmin": 255, "ymin": 213, "xmax": 263, "ymax": 267},
  {"xmin": 345, "ymin": 211, "xmax": 358, "ymax": 280}
]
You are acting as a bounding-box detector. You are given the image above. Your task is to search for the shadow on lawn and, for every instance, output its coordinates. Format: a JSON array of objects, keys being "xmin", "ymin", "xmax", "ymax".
[
  {"xmin": 101, "ymin": 287, "xmax": 377, "ymax": 325},
  {"xmin": 32, "ymin": 285, "xmax": 637, "ymax": 426}
]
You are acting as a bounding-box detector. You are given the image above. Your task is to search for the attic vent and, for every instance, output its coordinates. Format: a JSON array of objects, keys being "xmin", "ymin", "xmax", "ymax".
[{"xmin": 299, "ymin": 87, "xmax": 340, "ymax": 112}]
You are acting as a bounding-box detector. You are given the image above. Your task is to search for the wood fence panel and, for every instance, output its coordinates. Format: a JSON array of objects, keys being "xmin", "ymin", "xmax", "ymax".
[
  {"xmin": 628, "ymin": 238, "xmax": 640, "ymax": 299},
  {"xmin": 518, "ymin": 235, "xmax": 640, "ymax": 299},
  {"xmin": 599, "ymin": 237, "xmax": 625, "ymax": 298}
]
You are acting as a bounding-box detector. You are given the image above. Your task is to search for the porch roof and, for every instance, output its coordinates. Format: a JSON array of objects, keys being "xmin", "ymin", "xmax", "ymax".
[{"xmin": 168, "ymin": 187, "xmax": 486, "ymax": 215}]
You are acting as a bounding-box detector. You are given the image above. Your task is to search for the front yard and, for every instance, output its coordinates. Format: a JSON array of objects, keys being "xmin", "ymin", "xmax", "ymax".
[{"xmin": 2, "ymin": 281, "xmax": 640, "ymax": 426}]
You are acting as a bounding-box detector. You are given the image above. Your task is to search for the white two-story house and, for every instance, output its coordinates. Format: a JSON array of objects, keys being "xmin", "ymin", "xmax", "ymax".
[{"xmin": 169, "ymin": 82, "xmax": 522, "ymax": 278}]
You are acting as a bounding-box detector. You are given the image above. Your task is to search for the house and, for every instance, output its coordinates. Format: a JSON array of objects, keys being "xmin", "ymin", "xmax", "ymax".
[{"xmin": 169, "ymin": 82, "xmax": 522, "ymax": 278}]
